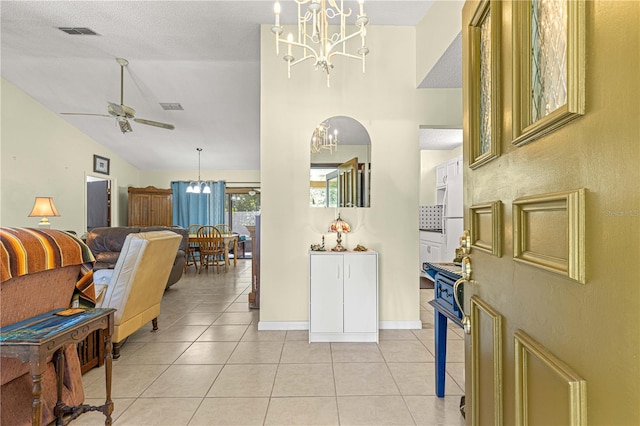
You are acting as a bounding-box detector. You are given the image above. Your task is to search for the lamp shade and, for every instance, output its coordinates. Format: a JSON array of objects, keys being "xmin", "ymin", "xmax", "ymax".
[
  {"xmin": 28, "ymin": 197, "xmax": 61, "ymax": 227},
  {"xmin": 329, "ymin": 214, "xmax": 351, "ymax": 234}
]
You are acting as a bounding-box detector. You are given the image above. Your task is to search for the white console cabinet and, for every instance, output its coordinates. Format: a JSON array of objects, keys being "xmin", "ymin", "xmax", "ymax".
[{"xmin": 309, "ymin": 251, "xmax": 378, "ymax": 342}]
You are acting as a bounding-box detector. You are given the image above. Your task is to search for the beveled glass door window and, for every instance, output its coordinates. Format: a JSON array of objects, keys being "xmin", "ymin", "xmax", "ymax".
[
  {"xmin": 468, "ymin": 0, "xmax": 501, "ymax": 169},
  {"xmin": 513, "ymin": 0, "xmax": 585, "ymax": 146}
]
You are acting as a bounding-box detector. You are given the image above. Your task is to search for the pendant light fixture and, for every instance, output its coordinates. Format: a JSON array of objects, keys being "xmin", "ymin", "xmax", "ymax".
[{"xmin": 186, "ymin": 148, "xmax": 211, "ymax": 194}]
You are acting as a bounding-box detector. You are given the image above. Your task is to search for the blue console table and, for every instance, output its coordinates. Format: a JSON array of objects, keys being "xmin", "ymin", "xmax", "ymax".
[{"xmin": 424, "ymin": 262, "xmax": 463, "ymax": 398}]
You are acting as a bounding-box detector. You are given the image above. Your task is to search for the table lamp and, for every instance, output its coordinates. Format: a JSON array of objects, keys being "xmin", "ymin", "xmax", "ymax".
[
  {"xmin": 28, "ymin": 197, "xmax": 60, "ymax": 228},
  {"xmin": 329, "ymin": 213, "xmax": 351, "ymax": 252}
]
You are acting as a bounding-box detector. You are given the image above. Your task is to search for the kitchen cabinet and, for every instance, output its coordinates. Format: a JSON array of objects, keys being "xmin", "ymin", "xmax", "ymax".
[
  {"xmin": 435, "ymin": 156, "xmax": 462, "ymax": 189},
  {"xmin": 127, "ymin": 186, "xmax": 173, "ymax": 226},
  {"xmin": 436, "ymin": 164, "xmax": 447, "ymax": 188},
  {"xmin": 420, "ymin": 231, "xmax": 444, "ymax": 276},
  {"xmin": 435, "ymin": 157, "xmax": 463, "ymax": 212},
  {"xmin": 309, "ymin": 251, "xmax": 378, "ymax": 342}
]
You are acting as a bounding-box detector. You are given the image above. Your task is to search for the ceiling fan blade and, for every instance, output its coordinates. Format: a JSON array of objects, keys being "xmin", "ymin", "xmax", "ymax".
[
  {"xmin": 107, "ymin": 101, "xmax": 123, "ymax": 116},
  {"xmin": 133, "ymin": 118, "xmax": 175, "ymax": 130},
  {"xmin": 61, "ymin": 112, "xmax": 111, "ymax": 117}
]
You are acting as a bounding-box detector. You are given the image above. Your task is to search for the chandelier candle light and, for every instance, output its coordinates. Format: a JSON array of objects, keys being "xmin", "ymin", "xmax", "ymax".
[
  {"xmin": 329, "ymin": 213, "xmax": 351, "ymax": 251},
  {"xmin": 272, "ymin": 0, "xmax": 369, "ymax": 87},
  {"xmin": 186, "ymin": 148, "xmax": 211, "ymax": 194}
]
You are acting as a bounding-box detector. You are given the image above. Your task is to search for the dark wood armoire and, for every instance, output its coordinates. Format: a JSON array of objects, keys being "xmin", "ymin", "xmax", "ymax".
[{"xmin": 127, "ymin": 186, "xmax": 173, "ymax": 227}]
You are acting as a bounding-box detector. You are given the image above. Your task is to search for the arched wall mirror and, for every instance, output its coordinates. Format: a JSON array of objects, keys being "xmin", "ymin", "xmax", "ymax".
[{"xmin": 310, "ymin": 116, "xmax": 371, "ymax": 208}]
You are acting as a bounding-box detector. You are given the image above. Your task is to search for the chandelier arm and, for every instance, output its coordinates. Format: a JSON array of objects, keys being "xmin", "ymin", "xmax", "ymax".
[
  {"xmin": 280, "ymin": 38, "xmax": 322, "ymax": 59},
  {"xmin": 290, "ymin": 54, "xmax": 318, "ymax": 67},
  {"xmin": 330, "ymin": 28, "xmax": 365, "ymax": 47},
  {"xmin": 324, "ymin": 28, "xmax": 364, "ymax": 59},
  {"xmin": 329, "ymin": 52, "xmax": 365, "ymax": 61}
]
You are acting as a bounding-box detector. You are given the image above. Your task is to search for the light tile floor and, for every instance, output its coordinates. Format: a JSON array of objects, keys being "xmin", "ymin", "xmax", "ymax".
[{"xmin": 76, "ymin": 260, "xmax": 465, "ymax": 425}]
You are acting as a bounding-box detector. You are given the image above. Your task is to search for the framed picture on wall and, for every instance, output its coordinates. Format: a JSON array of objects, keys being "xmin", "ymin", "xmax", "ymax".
[{"xmin": 93, "ymin": 155, "xmax": 110, "ymax": 175}]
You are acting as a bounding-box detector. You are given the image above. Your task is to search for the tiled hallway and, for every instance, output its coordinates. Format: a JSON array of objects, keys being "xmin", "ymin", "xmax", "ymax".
[{"xmin": 77, "ymin": 260, "xmax": 465, "ymax": 425}]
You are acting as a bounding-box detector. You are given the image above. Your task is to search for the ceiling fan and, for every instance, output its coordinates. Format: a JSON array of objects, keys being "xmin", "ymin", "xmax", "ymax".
[{"xmin": 61, "ymin": 58, "xmax": 175, "ymax": 134}]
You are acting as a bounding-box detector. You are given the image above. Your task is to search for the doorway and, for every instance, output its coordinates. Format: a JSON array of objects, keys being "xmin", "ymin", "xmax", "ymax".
[{"xmin": 86, "ymin": 175, "xmax": 111, "ymax": 233}]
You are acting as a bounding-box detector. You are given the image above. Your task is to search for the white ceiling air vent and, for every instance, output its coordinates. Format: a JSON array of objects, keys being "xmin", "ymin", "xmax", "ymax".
[
  {"xmin": 160, "ymin": 103, "xmax": 184, "ymax": 111},
  {"xmin": 58, "ymin": 27, "xmax": 99, "ymax": 35}
]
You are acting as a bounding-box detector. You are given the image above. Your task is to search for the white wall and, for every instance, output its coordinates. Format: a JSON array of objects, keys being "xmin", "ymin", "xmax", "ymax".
[
  {"xmin": 1, "ymin": 78, "xmax": 140, "ymax": 234},
  {"xmin": 415, "ymin": 1, "xmax": 465, "ymax": 86},
  {"xmin": 420, "ymin": 146, "xmax": 463, "ymax": 205},
  {"xmin": 141, "ymin": 170, "xmax": 260, "ymax": 189},
  {"xmin": 260, "ymin": 25, "xmax": 431, "ymax": 328}
]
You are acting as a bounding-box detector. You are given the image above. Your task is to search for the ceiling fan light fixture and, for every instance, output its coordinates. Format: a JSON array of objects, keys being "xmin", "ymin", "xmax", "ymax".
[{"xmin": 117, "ymin": 117, "xmax": 132, "ymax": 133}]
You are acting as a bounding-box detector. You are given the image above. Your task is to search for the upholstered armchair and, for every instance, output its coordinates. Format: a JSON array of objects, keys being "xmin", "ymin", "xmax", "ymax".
[
  {"xmin": 93, "ymin": 231, "xmax": 182, "ymax": 358},
  {"xmin": 85, "ymin": 226, "xmax": 188, "ymax": 289}
]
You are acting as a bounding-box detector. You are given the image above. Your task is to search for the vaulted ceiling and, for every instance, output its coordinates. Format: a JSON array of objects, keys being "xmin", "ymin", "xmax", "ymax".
[{"xmin": 1, "ymin": 1, "xmax": 460, "ymax": 170}]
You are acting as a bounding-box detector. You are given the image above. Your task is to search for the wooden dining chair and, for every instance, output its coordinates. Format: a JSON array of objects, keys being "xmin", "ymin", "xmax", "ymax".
[
  {"xmin": 185, "ymin": 224, "xmax": 202, "ymax": 272},
  {"xmin": 215, "ymin": 224, "xmax": 234, "ymax": 265},
  {"xmin": 214, "ymin": 224, "xmax": 232, "ymax": 235},
  {"xmin": 197, "ymin": 225, "xmax": 225, "ymax": 273}
]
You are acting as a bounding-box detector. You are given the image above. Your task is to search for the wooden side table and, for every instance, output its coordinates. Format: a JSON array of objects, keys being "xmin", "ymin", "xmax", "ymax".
[{"xmin": 0, "ymin": 308, "xmax": 115, "ymax": 426}]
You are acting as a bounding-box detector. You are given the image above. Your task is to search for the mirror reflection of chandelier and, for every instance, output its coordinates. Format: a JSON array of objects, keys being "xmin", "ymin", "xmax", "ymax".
[
  {"xmin": 311, "ymin": 121, "xmax": 339, "ymax": 154},
  {"xmin": 271, "ymin": 0, "xmax": 370, "ymax": 87}
]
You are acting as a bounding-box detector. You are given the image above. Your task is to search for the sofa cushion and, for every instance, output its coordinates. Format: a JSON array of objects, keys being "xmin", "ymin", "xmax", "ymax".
[
  {"xmin": 86, "ymin": 227, "xmax": 142, "ymax": 255},
  {"xmin": 94, "ymin": 252, "xmax": 120, "ymax": 269}
]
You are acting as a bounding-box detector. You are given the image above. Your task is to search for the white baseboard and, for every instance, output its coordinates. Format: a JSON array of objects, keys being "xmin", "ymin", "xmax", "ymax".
[
  {"xmin": 258, "ymin": 320, "xmax": 422, "ymax": 331},
  {"xmin": 379, "ymin": 320, "xmax": 423, "ymax": 330},
  {"xmin": 258, "ymin": 321, "xmax": 309, "ymax": 331}
]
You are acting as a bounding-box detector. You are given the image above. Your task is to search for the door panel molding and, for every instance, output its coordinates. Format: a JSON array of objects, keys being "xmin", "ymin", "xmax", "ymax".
[
  {"xmin": 514, "ymin": 329, "xmax": 587, "ymax": 425},
  {"xmin": 470, "ymin": 296, "xmax": 503, "ymax": 426},
  {"xmin": 512, "ymin": 189, "xmax": 586, "ymax": 283},
  {"xmin": 470, "ymin": 201, "xmax": 503, "ymax": 257}
]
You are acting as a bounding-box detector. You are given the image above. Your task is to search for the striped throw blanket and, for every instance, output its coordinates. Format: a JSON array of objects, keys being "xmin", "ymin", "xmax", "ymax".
[{"xmin": 0, "ymin": 227, "xmax": 96, "ymax": 303}]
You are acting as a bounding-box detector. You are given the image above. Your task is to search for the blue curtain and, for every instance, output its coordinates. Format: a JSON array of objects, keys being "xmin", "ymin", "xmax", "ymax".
[{"xmin": 171, "ymin": 181, "xmax": 226, "ymax": 228}]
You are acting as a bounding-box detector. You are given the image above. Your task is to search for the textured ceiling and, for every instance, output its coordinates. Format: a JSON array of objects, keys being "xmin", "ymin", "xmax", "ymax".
[
  {"xmin": 1, "ymin": 1, "xmax": 459, "ymax": 171},
  {"xmin": 418, "ymin": 127, "xmax": 462, "ymax": 150},
  {"xmin": 419, "ymin": 32, "xmax": 462, "ymax": 89}
]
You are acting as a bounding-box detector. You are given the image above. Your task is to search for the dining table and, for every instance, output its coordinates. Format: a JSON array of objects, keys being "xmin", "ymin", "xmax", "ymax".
[{"xmin": 188, "ymin": 233, "xmax": 239, "ymax": 272}]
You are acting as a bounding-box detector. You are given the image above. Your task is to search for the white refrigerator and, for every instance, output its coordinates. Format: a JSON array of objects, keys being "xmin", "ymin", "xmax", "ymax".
[{"xmin": 441, "ymin": 161, "xmax": 463, "ymax": 262}]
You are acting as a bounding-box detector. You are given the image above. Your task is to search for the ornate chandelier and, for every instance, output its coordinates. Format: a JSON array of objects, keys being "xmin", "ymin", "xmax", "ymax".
[
  {"xmin": 272, "ymin": 0, "xmax": 369, "ymax": 87},
  {"xmin": 311, "ymin": 121, "xmax": 339, "ymax": 153}
]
